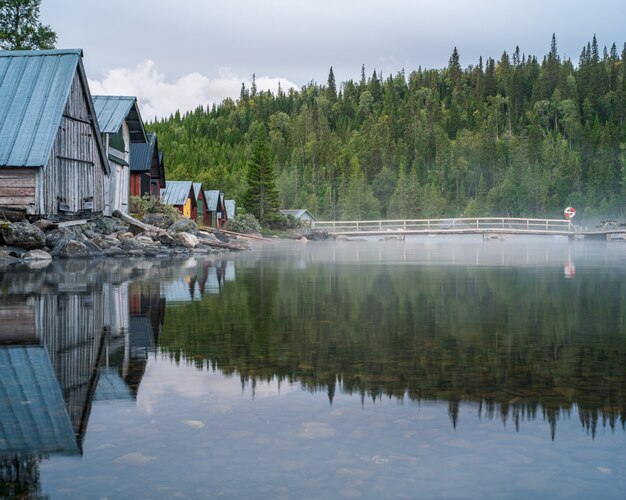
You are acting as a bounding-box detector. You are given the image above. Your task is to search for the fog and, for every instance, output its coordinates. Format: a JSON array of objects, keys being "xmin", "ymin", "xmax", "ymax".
[{"xmin": 240, "ymin": 235, "xmax": 626, "ymax": 271}]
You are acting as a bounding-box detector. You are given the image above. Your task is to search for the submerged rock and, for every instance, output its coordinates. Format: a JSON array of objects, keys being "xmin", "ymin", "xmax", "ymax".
[{"xmin": 23, "ymin": 249, "xmax": 52, "ymax": 261}]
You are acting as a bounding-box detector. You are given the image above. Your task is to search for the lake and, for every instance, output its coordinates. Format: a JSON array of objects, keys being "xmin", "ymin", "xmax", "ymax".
[{"xmin": 1, "ymin": 236, "xmax": 625, "ymax": 498}]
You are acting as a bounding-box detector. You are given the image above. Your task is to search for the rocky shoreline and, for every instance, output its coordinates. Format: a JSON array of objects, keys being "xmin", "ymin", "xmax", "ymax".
[{"xmin": 0, "ymin": 213, "xmax": 250, "ymax": 268}]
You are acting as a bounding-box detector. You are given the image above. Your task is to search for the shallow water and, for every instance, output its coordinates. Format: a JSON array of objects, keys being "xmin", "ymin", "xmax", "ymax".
[{"xmin": 1, "ymin": 235, "xmax": 625, "ymax": 498}]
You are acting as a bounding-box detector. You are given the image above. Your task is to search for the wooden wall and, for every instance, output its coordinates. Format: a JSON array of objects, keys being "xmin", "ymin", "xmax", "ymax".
[
  {"xmin": 0, "ymin": 168, "xmax": 37, "ymax": 213},
  {"xmin": 39, "ymin": 70, "xmax": 106, "ymax": 216}
]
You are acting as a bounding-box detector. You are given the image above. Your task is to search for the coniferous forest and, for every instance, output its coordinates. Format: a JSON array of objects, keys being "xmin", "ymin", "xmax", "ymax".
[{"xmin": 149, "ymin": 35, "xmax": 626, "ymax": 221}]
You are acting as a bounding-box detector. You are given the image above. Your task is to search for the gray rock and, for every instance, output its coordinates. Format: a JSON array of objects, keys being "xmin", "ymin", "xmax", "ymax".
[
  {"xmin": 0, "ymin": 221, "xmax": 45, "ymax": 249},
  {"xmin": 168, "ymin": 218, "xmax": 198, "ymax": 235},
  {"xmin": 23, "ymin": 249, "xmax": 52, "ymax": 261},
  {"xmin": 33, "ymin": 219, "xmax": 57, "ymax": 231},
  {"xmin": 103, "ymin": 247, "xmax": 127, "ymax": 257},
  {"xmin": 174, "ymin": 232, "xmax": 200, "ymax": 248},
  {"xmin": 91, "ymin": 216, "xmax": 127, "ymax": 235},
  {"xmin": 143, "ymin": 213, "xmax": 177, "ymax": 229},
  {"xmin": 60, "ymin": 240, "xmax": 91, "ymax": 259},
  {"xmin": 3, "ymin": 246, "xmax": 28, "ymax": 258},
  {"xmin": 0, "ymin": 250, "xmax": 20, "ymax": 265}
]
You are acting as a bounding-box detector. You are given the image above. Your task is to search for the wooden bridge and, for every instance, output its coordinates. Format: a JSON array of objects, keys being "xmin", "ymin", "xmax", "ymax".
[{"xmin": 310, "ymin": 217, "xmax": 626, "ymax": 240}]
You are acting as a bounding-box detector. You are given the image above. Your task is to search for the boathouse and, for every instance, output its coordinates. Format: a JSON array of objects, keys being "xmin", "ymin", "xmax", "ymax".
[
  {"xmin": 193, "ymin": 182, "xmax": 208, "ymax": 226},
  {"xmin": 93, "ymin": 95, "xmax": 147, "ymax": 214},
  {"xmin": 160, "ymin": 181, "xmax": 196, "ymax": 219},
  {"xmin": 129, "ymin": 132, "xmax": 166, "ymax": 199},
  {"xmin": 0, "ymin": 49, "xmax": 109, "ymax": 218},
  {"xmin": 204, "ymin": 189, "xmax": 226, "ymax": 228},
  {"xmin": 279, "ymin": 209, "xmax": 317, "ymax": 223}
]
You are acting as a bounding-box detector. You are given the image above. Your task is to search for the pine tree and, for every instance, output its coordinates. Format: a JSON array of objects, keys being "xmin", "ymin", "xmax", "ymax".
[
  {"xmin": 326, "ymin": 66, "xmax": 337, "ymax": 102},
  {"xmin": 243, "ymin": 126, "xmax": 280, "ymax": 225},
  {"xmin": 0, "ymin": 0, "xmax": 56, "ymax": 50}
]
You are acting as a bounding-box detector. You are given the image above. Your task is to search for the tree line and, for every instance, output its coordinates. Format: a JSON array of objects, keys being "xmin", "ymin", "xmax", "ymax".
[{"xmin": 149, "ymin": 34, "xmax": 626, "ymax": 221}]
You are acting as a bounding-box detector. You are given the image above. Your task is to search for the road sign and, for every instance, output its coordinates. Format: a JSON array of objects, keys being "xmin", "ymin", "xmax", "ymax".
[{"xmin": 564, "ymin": 206, "xmax": 576, "ymax": 219}]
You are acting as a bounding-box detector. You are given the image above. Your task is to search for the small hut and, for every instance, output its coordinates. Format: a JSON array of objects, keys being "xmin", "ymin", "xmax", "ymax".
[
  {"xmin": 93, "ymin": 95, "xmax": 147, "ymax": 214},
  {"xmin": 160, "ymin": 181, "xmax": 196, "ymax": 219},
  {"xmin": 0, "ymin": 49, "xmax": 108, "ymax": 219},
  {"xmin": 193, "ymin": 182, "xmax": 208, "ymax": 226},
  {"xmin": 279, "ymin": 209, "xmax": 317, "ymax": 223},
  {"xmin": 129, "ymin": 132, "xmax": 166, "ymax": 199},
  {"xmin": 204, "ymin": 190, "xmax": 226, "ymax": 228}
]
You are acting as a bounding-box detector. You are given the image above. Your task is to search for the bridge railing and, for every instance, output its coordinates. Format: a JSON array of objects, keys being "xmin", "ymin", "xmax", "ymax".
[{"xmin": 311, "ymin": 217, "xmax": 576, "ymax": 234}]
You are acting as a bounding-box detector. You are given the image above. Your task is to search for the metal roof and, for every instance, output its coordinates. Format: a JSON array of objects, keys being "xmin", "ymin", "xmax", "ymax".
[
  {"xmin": 130, "ymin": 132, "xmax": 157, "ymax": 172},
  {"xmin": 92, "ymin": 95, "xmax": 147, "ymax": 143},
  {"xmin": 225, "ymin": 199, "xmax": 236, "ymax": 219},
  {"xmin": 193, "ymin": 182, "xmax": 204, "ymax": 202},
  {"xmin": 204, "ymin": 190, "xmax": 220, "ymax": 211},
  {"xmin": 160, "ymin": 180, "xmax": 194, "ymax": 206},
  {"xmin": 0, "ymin": 49, "xmax": 108, "ymax": 172},
  {"xmin": 280, "ymin": 209, "xmax": 317, "ymax": 221},
  {"xmin": 0, "ymin": 346, "xmax": 79, "ymax": 457}
]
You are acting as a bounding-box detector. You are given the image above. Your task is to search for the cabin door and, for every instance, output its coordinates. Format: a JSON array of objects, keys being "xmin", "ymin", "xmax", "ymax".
[
  {"xmin": 197, "ymin": 199, "xmax": 204, "ymax": 225},
  {"xmin": 183, "ymin": 198, "xmax": 192, "ymax": 218},
  {"xmin": 56, "ymin": 158, "xmax": 95, "ymax": 213}
]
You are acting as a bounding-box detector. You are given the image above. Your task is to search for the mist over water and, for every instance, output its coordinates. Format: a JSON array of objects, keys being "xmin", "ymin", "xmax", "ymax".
[{"xmin": 2, "ymin": 236, "xmax": 625, "ymax": 498}]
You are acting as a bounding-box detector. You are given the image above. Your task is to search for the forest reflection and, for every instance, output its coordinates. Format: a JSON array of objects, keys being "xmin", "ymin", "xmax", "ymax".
[{"xmin": 160, "ymin": 243, "xmax": 626, "ymax": 440}]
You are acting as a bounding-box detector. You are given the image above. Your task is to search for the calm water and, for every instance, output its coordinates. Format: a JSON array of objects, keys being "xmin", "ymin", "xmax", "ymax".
[{"xmin": 1, "ymin": 236, "xmax": 625, "ymax": 498}]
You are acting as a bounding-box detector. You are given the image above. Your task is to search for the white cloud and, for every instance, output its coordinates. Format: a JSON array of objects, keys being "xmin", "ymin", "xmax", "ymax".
[{"xmin": 88, "ymin": 60, "xmax": 299, "ymax": 121}]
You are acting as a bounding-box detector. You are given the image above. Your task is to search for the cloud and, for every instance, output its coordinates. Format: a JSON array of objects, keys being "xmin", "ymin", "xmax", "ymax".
[{"xmin": 88, "ymin": 60, "xmax": 299, "ymax": 120}]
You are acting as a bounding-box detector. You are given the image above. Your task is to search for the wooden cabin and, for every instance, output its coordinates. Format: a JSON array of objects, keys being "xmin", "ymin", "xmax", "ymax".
[
  {"xmin": 0, "ymin": 49, "xmax": 109, "ymax": 219},
  {"xmin": 204, "ymin": 190, "xmax": 227, "ymax": 228},
  {"xmin": 192, "ymin": 182, "xmax": 208, "ymax": 226},
  {"xmin": 93, "ymin": 95, "xmax": 147, "ymax": 214},
  {"xmin": 129, "ymin": 132, "xmax": 166, "ymax": 199},
  {"xmin": 279, "ymin": 209, "xmax": 318, "ymax": 223},
  {"xmin": 160, "ymin": 181, "xmax": 196, "ymax": 219}
]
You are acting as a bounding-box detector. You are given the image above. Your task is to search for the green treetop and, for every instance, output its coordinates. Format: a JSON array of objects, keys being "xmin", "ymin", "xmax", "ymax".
[
  {"xmin": 0, "ymin": 0, "xmax": 57, "ymax": 50},
  {"xmin": 243, "ymin": 126, "xmax": 281, "ymax": 225}
]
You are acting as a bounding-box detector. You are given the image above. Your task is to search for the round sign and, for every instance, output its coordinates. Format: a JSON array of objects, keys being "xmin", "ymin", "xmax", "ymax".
[{"xmin": 564, "ymin": 206, "xmax": 576, "ymax": 219}]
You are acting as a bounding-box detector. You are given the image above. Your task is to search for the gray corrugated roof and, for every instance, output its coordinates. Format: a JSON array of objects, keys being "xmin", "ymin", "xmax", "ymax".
[
  {"xmin": 130, "ymin": 132, "xmax": 157, "ymax": 172},
  {"xmin": 204, "ymin": 190, "xmax": 220, "ymax": 211},
  {"xmin": 225, "ymin": 200, "xmax": 236, "ymax": 219},
  {"xmin": 0, "ymin": 346, "xmax": 79, "ymax": 456},
  {"xmin": 92, "ymin": 95, "xmax": 147, "ymax": 143},
  {"xmin": 0, "ymin": 49, "xmax": 108, "ymax": 172},
  {"xmin": 193, "ymin": 183, "xmax": 204, "ymax": 202},
  {"xmin": 160, "ymin": 181, "xmax": 194, "ymax": 206},
  {"xmin": 280, "ymin": 209, "xmax": 317, "ymax": 221}
]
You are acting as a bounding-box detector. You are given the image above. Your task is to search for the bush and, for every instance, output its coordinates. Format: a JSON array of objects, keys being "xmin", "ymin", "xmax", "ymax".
[
  {"xmin": 130, "ymin": 195, "xmax": 180, "ymax": 219},
  {"xmin": 225, "ymin": 213, "xmax": 262, "ymax": 234},
  {"xmin": 267, "ymin": 214, "xmax": 302, "ymax": 230}
]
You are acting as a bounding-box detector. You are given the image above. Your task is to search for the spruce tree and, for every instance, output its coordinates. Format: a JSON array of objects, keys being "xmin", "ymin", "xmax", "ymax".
[
  {"xmin": 0, "ymin": 0, "xmax": 56, "ymax": 50},
  {"xmin": 243, "ymin": 126, "xmax": 280, "ymax": 225}
]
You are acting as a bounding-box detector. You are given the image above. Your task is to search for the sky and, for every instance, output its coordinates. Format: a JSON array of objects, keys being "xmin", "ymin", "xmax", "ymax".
[{"xmin": 41, "ymin": 0, "xmax": 626, "ymax": 120}]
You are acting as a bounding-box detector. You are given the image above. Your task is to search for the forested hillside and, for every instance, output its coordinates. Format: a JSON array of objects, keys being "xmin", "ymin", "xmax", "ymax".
[{"xmin": 149, "ymin": 36, "xmax": 626, "ymax": 220}]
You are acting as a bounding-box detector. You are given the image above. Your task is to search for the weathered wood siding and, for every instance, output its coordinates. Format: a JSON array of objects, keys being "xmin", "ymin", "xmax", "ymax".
[
  {"xmin": 0, "ymin": 168, "xmax": 37, "ymax": 213},
  {"xmin": 36, "ymin": 289, "xmax": 106, "ymax": 438},
  {"xmin": 0, "ymin": 298, "xmax": 37, "ymax": 344},
  {"xmin": 39, "ymin": 71, "xmax": 106, "ymax": 215}
]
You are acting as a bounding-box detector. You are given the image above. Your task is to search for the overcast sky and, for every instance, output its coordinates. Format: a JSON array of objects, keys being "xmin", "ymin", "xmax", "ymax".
[{"xmin": 41, "ymin": 0, "xmax": 626, "ymax": 119}]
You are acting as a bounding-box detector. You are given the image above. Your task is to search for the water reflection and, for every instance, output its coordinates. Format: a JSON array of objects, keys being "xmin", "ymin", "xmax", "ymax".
[{"xmin": 1, "ymin": 238, "xmax": 625, "ymax": 496}]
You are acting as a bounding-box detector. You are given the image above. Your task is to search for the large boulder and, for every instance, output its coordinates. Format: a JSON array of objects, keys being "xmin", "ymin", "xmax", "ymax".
[
  {"xmin": 168, "ymin": 218, "xmax": 198, "ymax": 235},
  {"xmin": 143, "ymin": 213, "xmax": 177, "ymax": 230},
  {"xmin": 59, "ymin": 240, "xmax": 91, "ymax": 259},
  {"xmin": 0, "ymin": 221, "xmax": 45, "ymax": 249},
  {"xmin": 91, "ymin": 216, "xmax": 127, "ymax": 235},
  {"xmin": 174, "ymin": 232, "xmax": 200, "ymax": 248}
]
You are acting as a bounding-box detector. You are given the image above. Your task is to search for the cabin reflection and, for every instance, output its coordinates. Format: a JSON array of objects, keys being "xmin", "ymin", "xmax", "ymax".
[{"xmin": 162, "ymin": 259, "xmax": 234, "ymax": 304}]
